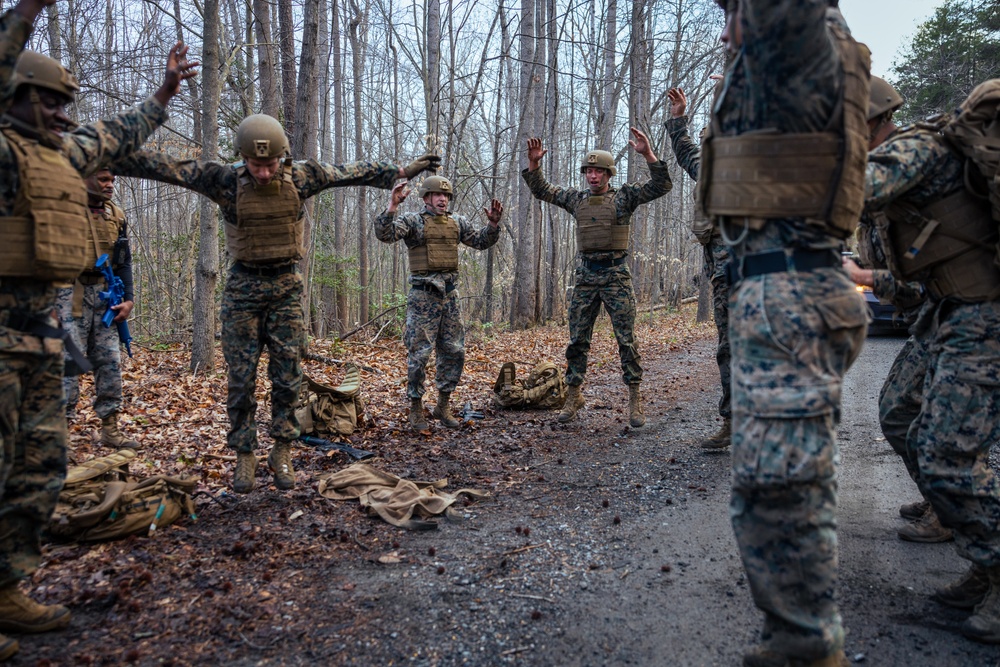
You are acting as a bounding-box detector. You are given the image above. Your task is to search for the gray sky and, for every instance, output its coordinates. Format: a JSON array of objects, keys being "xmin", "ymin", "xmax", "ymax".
[{"xmin": 838, "ymin": 0, "xmax": 942, "ymax": 79}]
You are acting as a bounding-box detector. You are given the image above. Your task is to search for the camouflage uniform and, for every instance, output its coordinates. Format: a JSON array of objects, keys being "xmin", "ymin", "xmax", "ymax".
[
  {"xmin": 865, "ymin": 126, "xmax": 1000, "ymax": 569},
  {"xmin": 710, "ymin": 3, "xmax": 870, "ymax": 659},
  {"xmin": 521, "ymin": 161, "xmax": 671, "ymax": 387},
  {"xmin": 374, "ymin": 209, "xmax": 500, "ymax": 398},
  {"xmin": 113, "ymin": 152, "xmax": 400, "ymax": 454},
  {"xmin": 666, "ymin": 114, "xmax": 732, "ymax": 420},
  {"xmin": 0, "ymin": 10, "xmax": 167, "ymax": 588},
  {"xmin": 55, "ymin": 201, "xmax": 133, "ymax": 419}
]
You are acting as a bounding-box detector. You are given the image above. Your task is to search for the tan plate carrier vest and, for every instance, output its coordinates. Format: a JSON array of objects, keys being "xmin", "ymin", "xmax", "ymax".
[
  {"xmin": 86, "ymin": 200, "xmax": 126, "ymax": 267},
  {"xmin": 227, "ymin": 161, "xmax": 302, "ymax": 263},
  {"xmin": 0, "ymin": 128, "xmax": 90, "ymax": 281},
  {"xmin": 409, "ymin": 214, "xmax": 460, "ymax": 273},
  {"xmin": 697, "ymin": 25, "xmax": 871, "ymax": 239},
  {"xmin": 577, "ymin": 193, "xmax": 629, "ymax": 252},
  {"xmin": 875, "ymin": 187, "xmax": 1000, "ymax": 302}
]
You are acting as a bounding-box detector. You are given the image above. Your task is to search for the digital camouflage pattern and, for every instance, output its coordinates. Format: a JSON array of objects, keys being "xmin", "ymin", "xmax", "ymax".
[
  {"xmin": 866, "ymin": 122, "xmax": 1000, "ymax": 570},
  {"xmin": 521, "ymin": 162, "xmax": 671, "ymax": 387},
  {"xmin": 0, "ymin": 8, "xmax": 168, "ymax": 588},
  {"xmin": 711, "ymin": 2, "xmax": 869, "ymax": 660},
  {"xmin": 666, "ymin": 114, "xmax": 732, "ymax": 419},
  {"xmin": 56, "ymin": 283, "xmax": 124, "ymax": 418},
  {"xmin": 112, "ymin": 153, "xmax": 401, "ymax": 454},
  {"xmin": 374, "ymin": 210, "xmax": 500, "ymax": 398},
  {"xmin": 878, "ymin": 329, "xmax": 930, "ymax": 484}
]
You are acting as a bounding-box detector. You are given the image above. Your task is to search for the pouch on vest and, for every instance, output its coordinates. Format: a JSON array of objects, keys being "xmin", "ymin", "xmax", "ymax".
[
  {"xmin": 492, "ymin": 361, "xmax": 567, "ymax": 409},
  {"xmin": 48, "ymin": 449, "xmax": 197, "ymax": 543},
  {"xmin": 296, "ymin": 364, "xmax": 365, "ymax": 437}
]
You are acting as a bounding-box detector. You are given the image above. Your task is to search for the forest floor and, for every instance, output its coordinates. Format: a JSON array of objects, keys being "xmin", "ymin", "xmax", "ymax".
[{"xmin": 13, "ymin": 307, "xmax": 1000, "ymax": 666}]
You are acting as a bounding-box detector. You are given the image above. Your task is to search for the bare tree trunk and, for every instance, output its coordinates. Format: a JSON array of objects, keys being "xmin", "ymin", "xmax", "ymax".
[
  {"xmin": 253, "ymin": 0, "xmax": 280, "ymax": 118},
  {"xmin": 191, "ymin": 0, "xmax": 221, "ymax": 374},
  {"xmin": 294, "ymin": 0, "xmax": 321, "ymax": 333},
  {"xmin": 596, "ymin": 0, "xmax": 617, "ymax": 148},
  {"xmin": 332, "ymin": 0, "xmax": 348, "ymax": 333},
  {"xmin": 424, "ymin": 0, "xmax": 441, "ymax": 153},
  {"xmin": 277, "ymin": 0, "xmax": 297, "ymax": 128},
  {"xmin": 348, "ymin": 0, "xmax": 369, "ymax": 325},
  {"xmin": 45, "ymin": 4, "xmax": 61, "ymax": 61}
]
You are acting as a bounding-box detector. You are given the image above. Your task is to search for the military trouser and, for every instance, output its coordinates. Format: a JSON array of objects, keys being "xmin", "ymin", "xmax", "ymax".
[
  {"xmin": 565, "ymin": 263, "xmax": 641, "ymax": 387},
  {"xmin": 56, "ymin": 284, "xmax": 124, "ymax": 419},
  {"xmin": 706, "ymin": 237, "xmax": 732, "ymax": 418},
  {"xmin": 404, "ymin": 286, "xmax": 464, "ymax": 399},
  {"xmin": 729, "ymin": 268, "xmax": 867, "ymax": 660},
  {"xmin": 0, "ymin": 285, "xmax": 69, "ymax": 590},
  {"xmin": 909, "ymin": 300, "xmax": 1000, "ymax": 568},
  {"xmin": 878, "ymin": 332, "xmax": 930, "ymax": 483},
  {"xmin": 221, "ymin": 269, "xmax": 305, "ymax": 454}
]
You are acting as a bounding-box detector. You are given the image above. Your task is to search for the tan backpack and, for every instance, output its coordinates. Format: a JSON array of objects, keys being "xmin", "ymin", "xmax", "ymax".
[
  {"xmin": 942, "ymin": 79, "xmax": 1000, "ymax": 222},
  {"xmin": 49, "ymin": 449, "xmax": 197, "ymax": 543},
  {"xmin": 296, "ymin": 364, "xmax": 365, "ymax": 437},
  {"xmin": 492, "ymin": 361, "xmax": 567, "ymax": 410}
]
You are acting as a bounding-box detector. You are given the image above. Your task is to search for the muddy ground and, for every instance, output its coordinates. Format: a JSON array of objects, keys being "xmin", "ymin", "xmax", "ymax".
[{"xmin": 12, "ymin": 317, "xmax": 1000, "ymax": 666}]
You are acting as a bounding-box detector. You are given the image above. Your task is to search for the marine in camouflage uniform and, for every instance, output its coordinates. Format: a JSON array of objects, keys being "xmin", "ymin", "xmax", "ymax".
[
  {"xmin": 55, "ymin": 168, "xmax": 140, "ymax": 449},
  {"xmin": 374, "ymin": 176, "xmax": 502, "ymax": 431},
  {"xmin": 113, "ymin": 116, "xmax": 438, "ymax": 492},
  {"xmin": 844, "ymin": 76, "xmax": 950, "ymax": 544},
  {"xmin": 666, "ymin": 86, "xmax": 733, "ymax": 449},
  {"xmin": 702, "ymin": 2, "xmax": 871, "ymax": 664},
  {"xmin": 863, "ymin": 84, "xmax": 1000, "ymax": 644},
  {"xmin": 522, "ymin": 128, "xmax": 671, "ymax": 428},
  {"xmin": 0, "ymin": 0, "xmax": 194, "ymax": 658}
]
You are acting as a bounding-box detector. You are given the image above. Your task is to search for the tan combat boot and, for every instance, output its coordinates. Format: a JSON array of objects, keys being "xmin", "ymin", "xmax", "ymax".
[
  {"xmin": 627, "ymin": 384, "xmax": 645, "ymax": 427},
  {"xmin": 961, "ymin": 565, "xmax": 1000, "ymax": 644},
  {"xmin": 899, "ymin": 498, "xmax": 930, "ymax": 520},
  {"xmin": 558, "ymin": 385, "xmax": 585, "ymax": 423},
  {"xmin": 100, "ymin": 412, "xmax": 140, "ymax": 449},
  {"xmin": 232, "ymin": 451, "xmax": 259, "ymax": 494},
  {"xmin": 267, "ymin": 441, "xmax": 296, "ymax": 490},
  {"xmin": 432, "ymin": 391, "xmax": 460, "ymax": 429},
  {"xmin": 897, "ymin": 504, "xmax": 953, "ymax": 543},
  {"xmin": 0, "ymin": 586, "xmax": 70, "ymax": 633},
  {"xmin": 701, "ymin": 418, "xmax": 731, "ymax": 449},
  {"xmin": 933, "ymin": 563, "xmax": 991, "ymax": 609},
  {"xmin": 409, "ymin": 397, "xmax": 428, "ymax": 432}
]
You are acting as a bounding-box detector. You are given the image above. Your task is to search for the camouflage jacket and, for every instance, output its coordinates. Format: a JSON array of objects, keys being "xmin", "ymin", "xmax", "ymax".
[
  {"xmin": 711, "ymin": 2, "xmax": 849, "ymax": 255},
  {"xmin": 666, "ymin": 116, "xmax": 700, "ymax": 182},
  {"xmin": 0, "ymin": 9, "xmax": 167, "ymax": 354},
  {"xmin": 374, "ymin": 208, "xmax": 500, "ymax": 288},
  {"xmin": 113, "ymin": 152, "xmax": 400, "ymax": 229},
  {"xmin": 521, "ymin": 160, "xmax": 672, "ymax": 260},
  {"xmin": 864, "ymin": 127, "xmax": 964, "ymax": 211}
]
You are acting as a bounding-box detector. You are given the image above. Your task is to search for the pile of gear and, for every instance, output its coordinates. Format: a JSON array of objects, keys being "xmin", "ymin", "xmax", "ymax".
[{"xmin": 491, "ymin": 361, "xmax": 567, "ymax": 410}]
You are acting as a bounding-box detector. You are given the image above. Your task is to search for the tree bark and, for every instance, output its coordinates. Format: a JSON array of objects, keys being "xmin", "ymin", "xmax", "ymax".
[
  {"xmin": 252, "ymin": 0, "xmax": 280, "ymax": 118},
  {"xmin": 348, "ymin": 0, "xmax": 369, "ymax": 325},
  {"xmin": 277, "ymin": 0, "xmax": 297, "ymax": 128}
]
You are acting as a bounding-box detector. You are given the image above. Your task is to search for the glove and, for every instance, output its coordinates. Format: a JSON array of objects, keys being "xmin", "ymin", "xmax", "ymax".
[{"xmin": 403, "ymin": 153, "xmax": 441, "ymax": 178}]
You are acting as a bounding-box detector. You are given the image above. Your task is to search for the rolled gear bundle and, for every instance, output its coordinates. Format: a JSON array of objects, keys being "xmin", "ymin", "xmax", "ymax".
[
  {"xmin": 296, "ymin": 363, "xmax": 365, "ymax": 437},
  {"xmin": 492, "ymin": 361, "xmax": 567, "ymax": 409}
]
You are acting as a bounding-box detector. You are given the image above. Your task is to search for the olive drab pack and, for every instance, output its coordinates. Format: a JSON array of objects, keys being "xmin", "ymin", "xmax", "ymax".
[
  {"xmin": 0, "ymin": 128, "xmax": 91, "ymax": 281},
  {"xmin": 576, "ymin": 194, "xmax": 630, "ymax": 252},
  {"xmin": 408, "ymin": 214, "xmax": 460, "ymax": 273},
  {"xmin": 48, "ymin": 449, "xmax": 197, "ymax": 543},
  {"xmin": 492, "ymin": 361, "xmax": 567, "ymax": 410},
  {"xmin": 296, "ymin": 364, "xmax": 365, "ymax": 437},
  {"xmin": 697, "ymin": 24, "xmax": 871, "ymax": 239},
  {"xmin": 941, "ymin": 79, "xmax": 1000, "ymax": 223},
  {"xmin": 228, "ymin": 160, "xmax": 302, "ymax": 263}
]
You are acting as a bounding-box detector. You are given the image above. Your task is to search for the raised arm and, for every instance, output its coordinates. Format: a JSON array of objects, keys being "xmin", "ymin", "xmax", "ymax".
[
  {"xmin": 458, "ymin": 199, "xmax": 503, "ymax": 250},
  {"xmin": 295, "ymin": 159, "xmax": 402, "ymax": 200},
  {"xmin": 0, "ymin": 0, "xmax": 54, "ymax": 113},
  {"xmin": 374, "ymin": 181, "xmax": 415, "ymax": 243},
  {"xmin": 111, "ymin": 150, "xmax": 233, "ymax": 205}
]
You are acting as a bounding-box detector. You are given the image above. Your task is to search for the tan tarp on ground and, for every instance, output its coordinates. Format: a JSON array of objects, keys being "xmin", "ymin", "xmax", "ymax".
[{"xmin": 317, "ymin": 464, "xmax": 489, "ymax": 530}]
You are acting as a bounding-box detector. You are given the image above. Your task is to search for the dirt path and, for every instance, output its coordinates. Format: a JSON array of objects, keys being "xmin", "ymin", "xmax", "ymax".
[{"xmin": 16, "ymin": 327, "xmax": 1000, "ymax": 666}]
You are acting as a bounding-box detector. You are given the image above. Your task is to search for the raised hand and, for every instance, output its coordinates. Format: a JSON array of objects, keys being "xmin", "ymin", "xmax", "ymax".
[
  {"xmin": 526, "ymin": 137, "xmax": 547, "ymax": 170},
  {"xmin": 154, "ymin": 42, "xmax": 199, "ymax": 107},
  {"xmin": 403, "ymin": 153, "xmax": 441, "ymax": 179},
  {"xmin": 667, "ymin": 88, "xmax": 688, "ymax": 119},
  {"xmin": 628, "ymin": 127, "xmax": 656, "ymax": 161},
  {"xmin": 388, "ymin": 181, "xmax": 411, "ymax": 211},
  {"xmin": 484, "ymin": 199, "xmax": 504, "ymax": 226}
]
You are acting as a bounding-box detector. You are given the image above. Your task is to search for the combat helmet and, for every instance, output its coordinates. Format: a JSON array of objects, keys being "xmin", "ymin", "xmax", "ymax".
[
  {"xmin": 236, "ymin": 114, "xmax": 290, "ymax": 159},
  {"xmin": 12, "ymin": 51, "xmax": 79, "ymax": 100},
  {"xmin": 868, "ymin": 76, "xmax": 903, "ymax": 121},
  {"xmin": 418, "ymin": 175, "xmax": 454, "ymax": 199},
  {"xmin": 580, "ymin": 150, "xmax": 616, "ymax": 176}
]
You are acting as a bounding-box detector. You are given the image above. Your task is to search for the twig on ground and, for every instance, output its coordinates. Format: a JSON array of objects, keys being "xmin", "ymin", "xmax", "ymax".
[
  {"xmin": 500, "ymin": 647, "xmax": 532, "ymax": 657},
  {"xmin": 502, "ymin": 543, "xmax": 546, "ymax": 556},
  {"xmin": 510, "ymin": 593, "xmax": 555, "ymax": 603}
]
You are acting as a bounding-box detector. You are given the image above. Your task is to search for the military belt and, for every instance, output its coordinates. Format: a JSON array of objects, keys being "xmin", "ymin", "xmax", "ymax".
[
  {"xmin": 582, "ymin": 256, "xmax": 626, "ymax": 271},
  {"xmin": 411, "ymin": 282, "xmax": 455, "ymax": 295},
  {"xmin": 232, "ymin": 261, "xmax": 297, "ymax": 277},
  {"xmin": 77, "ymin": 271, "xmax": 104, "ymax": 285},
  {"xmin": 727, "ymin": 249, "xmax": 841, "ymax": 286},
  {"xmin": 2, "ymin": 307, "xmax": 91, "ymax": 372}
]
